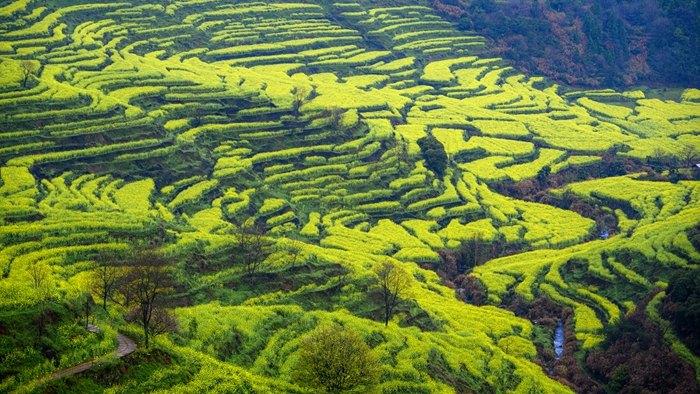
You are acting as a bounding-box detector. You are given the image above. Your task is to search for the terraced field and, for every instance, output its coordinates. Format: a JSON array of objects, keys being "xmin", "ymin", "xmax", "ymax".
[{"xmin": 0, "ymin": 0, "xmax": 698, "ymax": 392}]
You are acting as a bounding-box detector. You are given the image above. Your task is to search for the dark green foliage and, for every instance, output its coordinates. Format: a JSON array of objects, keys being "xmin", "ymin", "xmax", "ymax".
[
  {"xmin": 324, "ymin": 107, "xmax": 345, "ymax": 131},
  {"xmin": 463, "ymin": 124, "xmax": 481, "ymax": 136},
  {"xmin": 0, "ymin": 302, "xmax": 104, "ymax": 385},
  {"xmin": 394, "ymin": 137, "xmax": 411, "ymax": 175},
  {"xmin": 530, "ymin": 324, "xmax": 554, "ymax": 354},
  {"xmin": 586, "ymin": 304, "xmax": 698, "ymax": 393},
  {"xmin": 265, "ymin": 316, "xmax": 317, "ymax": 374},
  {"xmin": 417, "ymin": 134, "xmax": 448, "ymax": 178},
  {"xmin": 380, "ymin": 336, "xmax": 408, "ymax": 368},
  {"xmin": 212, "ymin": 326, "xmax": 244, "ymax": 361},
  {"xmin": 663, "ymin": 269, "xmax": 700, "ymax": 353},
  {"xmin": 560, "ymin": 257, "xmax": 646, "ymax": 311},
  {"xmin": 364, "ymin": 330, "xmax": 387, "ymax": 348},
  {"xmin": 222, "ymin": 312, "xmax": 294, "ymax": 367},
  {"xmin": 398, "ymin": 300, "xmax": 445, "ymax": 331},
  {"xmin": 426, "ymin": 347, "xmax": 491, "ymax": 393},
  {"xmin": 536, "ymin": 165, "xmax": 550, "ymax": 187},
  {"xmin": 606, "ymin": 367, "xmax": 630, "ymax": 393},
  {"xmin": 186, "ymin": 318, "xmax": 198, "ymax": 339},
  {"xmin": 435, "ymin": 0, "xmax": 700, "ymax": 87},
  {"xmin": 437, "ymin": 237, "xmax": 521, "ymax": 280},
  {"xmin": 62, "ymin": 348, "xmax": 197, "ymax": 393},
  {"xmin": 689, "ymin": 225, "xmax": 700, "ymax": 251}
]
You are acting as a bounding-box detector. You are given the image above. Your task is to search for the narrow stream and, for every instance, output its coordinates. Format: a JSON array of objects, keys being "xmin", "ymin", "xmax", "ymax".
[{"xmin": 554, "ymin": 320, "xmax": 565, "ymax": 359}]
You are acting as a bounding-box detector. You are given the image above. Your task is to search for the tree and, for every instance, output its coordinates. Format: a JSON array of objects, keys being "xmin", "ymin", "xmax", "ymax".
[
  {"xmin": 324, "ymin": 107, "xmax": 346, "ymax": 131},
  {"xmin": 91, "ymin": 255, "xmax": 122, "ymax": 311},
  {"xmin": 77, "ymin": 292, "xmax": 94, "ymax": 329},
  {"xmin": 20, "ymin": 60, "xmax": 38, "ymax": 88},
  {"xmin": 292, "ymin": 324, "xmax": 379, "ymax": 392},
  {"xmin": 663, "ymin": 269, "xmax": 700, "ymax": 354},
  {"xmin": 29, "ymin": 262, "xmax": 54, "ymax": 331},
  {"xmin": 120, "ymin": 250, "xmax": 175, "ymax": 348},
  {"xmin": 601, "ymin": 147, "xmax": 626, "ymax": 176},
  {"xmin": 374, "ymin": 261, "xmax": 410, "ymax": 326},
  {"xmin": 536, "ymin": 165, "xmax": 551, "ymax": 187},
  {"xmin": 234, "ymin": 221, "xmax": 275, "ymax": 276},
  {"xmin": 292, "ymin": 85, "xmax": 309, "ymax": 115},
  {"xmin": 455, "ymin": 275, "xmax": 487, "ymax": 305},
  {"xmin": 183, "ymin": 239, "xmax": 210, "ymax": 274},
  {"xmin": 29, "ymin": 262, "xmax": 53, "ymax": 300},
  {"xmin": 285, "ymin": 239, "xmax": 304, "ymax": 269},
  {"xmin": 680, "ymin": 144, "xmax": 698, "ymax": 167},
  {"xmin": 394, "ymin": 136, "xmax": 411, "ymax": 175},
  {"xmin": 442, "ymin": 237, "xmax": 503, "ymax": 276},
  {"xmin": 649, "ymin": 147, "xmax": 672, "ymax": 170},
  {"xmin": 417, "ymin": 134, "xmax": 448, "ymax": 178}
]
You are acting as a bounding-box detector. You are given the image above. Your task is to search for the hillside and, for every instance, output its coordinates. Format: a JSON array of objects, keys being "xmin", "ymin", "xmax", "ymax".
[
  {"xmin": 0, "ymin": 0, "xmax": 698, "ymax": 393},
  {"xmin": 432, "ymin": 0, "xmax": 700, "ymax": 88}
]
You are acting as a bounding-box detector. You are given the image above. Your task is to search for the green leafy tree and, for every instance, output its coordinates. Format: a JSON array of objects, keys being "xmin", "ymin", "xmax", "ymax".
[
  {"xmin": 20, "ymin": 60, "xmax": 38, "ymax": 88},
  {"xmin": 417, "ymin": 134, "xmax": 448, "ymax": 177},
  {"xmin": 293, "ymin": 324, "xmax": 380, "ymax": 392},
  {"xmin": 29, "ymin": 262, "xmax": 54, "ymax": 330},
  {"xmin": 680, "ymin": 144, "xmax": 698, "ymax": 167},
  {"xmin": 292, "ymin": 85, "xmax": 309, "ymax": 115},
  {"xmin": 394, "ymin": 136, "xmax": 411, "ymax": 175},
  {"xmin": 29, "ymin": 262, "xmax": 53, "ymax": 301}
]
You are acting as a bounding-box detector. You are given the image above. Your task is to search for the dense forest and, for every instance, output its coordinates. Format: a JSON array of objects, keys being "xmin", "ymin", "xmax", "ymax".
[{"xmin": 432, "ymin": 0, "xmax": 700, "ymax": 87}]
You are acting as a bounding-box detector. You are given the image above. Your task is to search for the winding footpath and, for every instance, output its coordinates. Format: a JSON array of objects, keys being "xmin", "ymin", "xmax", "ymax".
[{"xmin": 43, "ymin": 325, "xmax": 137, "ymax": 383}]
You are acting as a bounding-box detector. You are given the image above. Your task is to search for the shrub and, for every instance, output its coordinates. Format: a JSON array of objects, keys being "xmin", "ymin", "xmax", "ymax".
[
  {"xmin": 417, "ymin": 134, "xmax": 447, "ymax": 177},
  {"xmin": 292, "ymin": 323, "xmax": 379, "ymax": 392}
]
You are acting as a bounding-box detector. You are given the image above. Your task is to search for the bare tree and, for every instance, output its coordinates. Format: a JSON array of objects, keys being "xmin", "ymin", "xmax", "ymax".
[
  {"xmin": 20, "ymin": 60, "xmax": 38, "ymax": 88},
  {"xmin": 374, "ymin": 261, "xmax": 410, "ymax": 326},
  {"xmin": 234, "ymin": 221, "xmax": 274, "ymax": 276},
  {"xmin": 91, "ymin": 255, "xmax": 122, "ymax": 311},
  {"xmin": 120, "ymin": 250, "xmax": 175, "ymax": 348},
  {"xmin": 128, "ymin": 306, "xmax": 177, "ymax": 341}
]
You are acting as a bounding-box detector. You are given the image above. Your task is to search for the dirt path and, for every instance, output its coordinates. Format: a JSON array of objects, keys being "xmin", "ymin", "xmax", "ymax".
[{"xmin": 45, "ymin": 326, "xmax": 136, "ymax": 382}]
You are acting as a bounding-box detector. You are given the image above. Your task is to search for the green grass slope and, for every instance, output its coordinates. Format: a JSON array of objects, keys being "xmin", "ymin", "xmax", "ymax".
[{"xmin": 0, "ymin": 0, "xmax": 698, "ymax": 392}]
